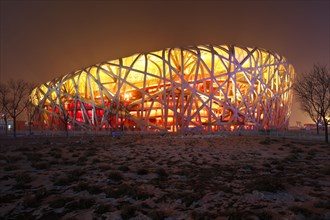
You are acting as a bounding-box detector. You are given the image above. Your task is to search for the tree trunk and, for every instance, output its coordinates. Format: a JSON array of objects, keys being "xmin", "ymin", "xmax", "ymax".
[
  {"xmin": 324, "ymin": 119, "xmax": 329, "ymax": 144},
  {"xmin": 29, "ymin": 120, "xmax": 32, "ymax": 135},
  {"xmin": 121, "ymin": 113, "xmax": 124, "ymax": 132},
  {"xmin": 4, "ymin": 115, "xmax": 8, "ymax": 136},
  {"xmin": 28, "ymin": 110, "xmax": 32, "ymax": 135},
  {"xmin": 64, "ymin": 117, "xmax": 68, "ymax": 137},
  {"xmin": 316, "ymin": 122, "xmax": 319, "ymax": 134},
  {"xmin": 13, "ymin": 116, "xmax": 16, "ymax": 138}
]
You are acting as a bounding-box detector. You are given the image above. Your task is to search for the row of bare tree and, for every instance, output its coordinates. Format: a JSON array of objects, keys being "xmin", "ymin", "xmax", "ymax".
[
  {"xmin": 294, "ymin": 64, "xmax": 330, "ymax": 143},
  {"xmin": 0, "ymin": 80, "xmax": 34, "ymax": 137},
  {"xmin": 0, "ymin": 64, "xmax": 329, "ymax": 142}
]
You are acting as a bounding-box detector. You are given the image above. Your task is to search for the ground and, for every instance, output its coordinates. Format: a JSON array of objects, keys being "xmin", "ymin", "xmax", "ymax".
[{"xmin": 0, "ymin": 132, "xmax": 330, "ymax": 220}]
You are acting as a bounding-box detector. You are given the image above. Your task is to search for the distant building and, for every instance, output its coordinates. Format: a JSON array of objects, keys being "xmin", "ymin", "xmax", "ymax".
[
  {"xmin": 304, "ymin": 123, "xmax": 330, "ymax": 130},
  {"xmin": 0, "ymin": 117, "xmax": 13, "ymax": 132},
  {"xmin": 30, "ymin": 45, "xmax": 295, "ymax": 132}
]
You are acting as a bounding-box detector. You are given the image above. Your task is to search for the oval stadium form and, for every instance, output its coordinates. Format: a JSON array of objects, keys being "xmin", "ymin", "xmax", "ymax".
[{"xmin": 30, "ymin": 45, "xmax": 295, "ymax": 132}]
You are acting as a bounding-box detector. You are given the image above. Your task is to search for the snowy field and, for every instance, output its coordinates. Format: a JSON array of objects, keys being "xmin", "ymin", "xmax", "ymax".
[{"xmin": 0, "ymin": 133, "xmax": 329, "ymax": 220}]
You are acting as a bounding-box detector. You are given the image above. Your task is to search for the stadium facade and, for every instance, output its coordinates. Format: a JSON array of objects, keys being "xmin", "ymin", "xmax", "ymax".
[{"xmin": 30, "ymin": 45, "xmax": 295, "ymax": 132}]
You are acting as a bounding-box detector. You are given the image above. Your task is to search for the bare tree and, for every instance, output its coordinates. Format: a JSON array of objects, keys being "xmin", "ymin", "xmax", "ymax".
[
  {"xmin": 0, "ymin": 79, "xmax": 33, "ymax": 137},
  {"xmin": 26, "ymin": 84, "xmax": 37, "ymax": 135},
  {"xmin": 0, "ymin": 83, "xmax": 11, "ymax": 136},
  {"xmin": 0, "ymin": 94, "xmax": 10, "ymax": 136},
  {"xmin": 294, "ymin": 64, "xmax": 330, "ymax": 143},
  {"xmin": 300, "ymin": 98, "xmax": 322, "ymax": 134},
  {"xmin": 57, "ymin": 81, "xmax": 75, "ymax": 137}
]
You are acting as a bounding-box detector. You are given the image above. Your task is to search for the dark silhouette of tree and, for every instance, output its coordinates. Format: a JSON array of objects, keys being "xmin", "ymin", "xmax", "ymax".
[
  {"xmin": 303, "ymin": 103, "xmax": 322, "ymax": 135},
  {"xmin": 294, "ymin": 64, "xmax": 330, "ymax": 143},
  {"xmin": 0, "ymin": 97, "xmax": 10, "ymax": 136},
  {"xmin": 58, "ymin": 82, "xmax": 74, "ymax": 137},
  {"xmin": 0, "ymin": 79, "xmax": 34, "ymax": 137},
  {"xmin": 26, "ymin": 84, "xmax": 37, "ymax": 135}
]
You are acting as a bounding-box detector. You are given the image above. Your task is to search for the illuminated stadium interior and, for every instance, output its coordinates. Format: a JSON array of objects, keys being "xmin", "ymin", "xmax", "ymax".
[{"xmin": 30, "ymin": 45, "xmax": 295, "ymax": 132}]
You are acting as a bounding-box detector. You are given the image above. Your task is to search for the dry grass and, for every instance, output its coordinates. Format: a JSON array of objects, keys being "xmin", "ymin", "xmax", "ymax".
[{"xmin": 0, "ymin": 134, "xmax": 329, "ymax": 219}]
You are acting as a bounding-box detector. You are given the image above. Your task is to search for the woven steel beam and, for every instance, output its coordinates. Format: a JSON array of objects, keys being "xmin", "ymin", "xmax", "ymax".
[{"xmin": 30, "ymin": 45, "xmax": 295, "ymax": 132}]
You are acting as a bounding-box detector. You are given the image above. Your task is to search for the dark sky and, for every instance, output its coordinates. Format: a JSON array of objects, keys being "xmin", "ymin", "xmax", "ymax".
[{"xmin": 1, "ymin": 0, "xmax": 329, "ymax": 125}]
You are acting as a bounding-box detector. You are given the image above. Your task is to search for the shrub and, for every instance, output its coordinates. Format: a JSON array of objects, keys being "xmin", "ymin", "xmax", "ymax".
[
  {"xmin": 191, "ymin": 211, "xmax": 216, "ymax": 220},
  {"xmin": 259, "ymin": 137, "xmax": 271, "ymax": 145},
  {"xmin": 49, "ymin": 197, "xmax": 74, "ymax": 208},
  {"xmin": 77, "ymin": 156, "xmax": 87, "ymax": 164},
  {"xmin": 314, "ymin": 200, "xmax": 330, "ymax": 209},
  {"xmin": 307, "ymin": 149, "xmax": 317, "ymax": 156},
  {"xmin": 14, "ymin": 173, "xmax": 32, "ymax": 188},
  {"xmin": 38, "ymin": 211, "xmax": 64, "ymax": 220},
  {"xmin": 31, "ymin": 161, "xmax": 50, "ymax": 170},
  {"xmin": 246, "ymin": 176, "xmax": 285, "ymax": 193},
  {"xmin": 284, "ymin": 154, "xmax": 299, "ymax": 163},
  {"xmin": 71, "ymin": 153, "xmax": 79, "ymax": 158},
  {"xmin": 118, "ymin": 165, "xmax": 130, "ymax": 172},
  {"xmin": 180, "ymin": 192, "xmax": 201, "ymax": 207},
  {"xmin": 289, "ymin": 206, "xmax": 313, "ymax": 217},
  {"xmin": 108, "ymin": 171, "xmax": 124, "ymax": 182},
  {"xmin": 4, "ymin": 165, "xmax": 18, "ymax": 171},
  {"xmin": 43, "ymin": 139, "xmax": 51, "ymax": 145},
  {"xmin": 53, "ymin": 169, "xmax": 84, "ymax": 186},
  {"xmin": 148, "ymin": 210, "xmax": 167, "ymax": 220},
  {"xmin": 12, "ymin": 212, "xmax": 35, "ymax": 220},
  {"xmin": 73, "ymin": 181, "xmax": 89, "ymax": 192},
  {"xmin": 4, "ymin": 155, "xmax": 23, "ymax": 163},
  {"xmin": 94, "ymin": 204, "xmax": 111, "ymax": 214},
  {"xmin": 73, "ymin": 182, "xmax": 103, "ymax": 194},
  {"xmin": 156, "ymin": 167, "xmax": 168, "ymax": 178},
  {"xmin": 68, "ymin": 168, "xmax": 85, "ymax": 178},
  {"xmin": 23, "ymin": 194, "xmax": 40, "ymax": 208},
  {"xmin": 85, "ymin": 147, "xmax": 97, "ymax": 157},
  {"xmin": 137, "ymin": 168, "xmax": 148, "ymax": 175},
  {"xmin": 98, "ymin": 164, "xmax": 112, "ymax": 171},
  {"xmin": 257, "ymin": 212, "xmax": 273, "ymax": 220},
  {"xmin": 275, "ymin": 164, "xmax": 284, "ymax": 171},
  {"xmin": 105, "ymin": 184, "xmax": 150, "ymax": 200},
  {"xmin": 227, "ymin": 210, "xmax": 248, "ymax": 220},
  {"xmin": 0, "ymin": 193, "xmax": 19, "ymax": 204},
  {"xmin": 290, "ymin": 147, "xmax": 303, "ymax": 154},
  {"xmin": 120, "ymin": 205, "xmax": 136, "ymax": 219},
  {"xmin": 26, "ymin": 153, "xmax": 43, "ymax": 162},
  {"xmin": 53, "ymin": 176, "xmax": 72, "ymax": 186},
  {"xmin": 65, "ymin": 198, "xmax": 95, "ymax": 210},
  {"xmin": 92, "ymin": 158, "xmax": 100, "ymax": 163}
]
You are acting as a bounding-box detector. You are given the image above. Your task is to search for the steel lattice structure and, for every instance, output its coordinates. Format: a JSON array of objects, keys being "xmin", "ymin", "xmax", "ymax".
[{"xmin": 30, "ymin": 45, "xmax": 295, "ymax": 132}]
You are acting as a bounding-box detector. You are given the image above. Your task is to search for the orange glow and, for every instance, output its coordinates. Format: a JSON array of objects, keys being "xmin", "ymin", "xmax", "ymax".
[{"xmin": 30, "ymin": 45, "xmax": 294, "ymax": 132}]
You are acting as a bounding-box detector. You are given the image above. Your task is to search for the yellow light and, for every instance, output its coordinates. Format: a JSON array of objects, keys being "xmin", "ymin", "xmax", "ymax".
[
  {"xmin": 30, "ymin": 44, "xmax": 294, "ymax": 132},
  {"xmin": 124, "ymin": 93, "xmax": 130, "ymax": 100}
]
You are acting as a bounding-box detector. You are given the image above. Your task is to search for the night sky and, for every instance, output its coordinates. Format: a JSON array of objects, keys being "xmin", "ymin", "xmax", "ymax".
[{"xmin": 1, "ymin": 1, "xmax": 329, "ymax": 125}]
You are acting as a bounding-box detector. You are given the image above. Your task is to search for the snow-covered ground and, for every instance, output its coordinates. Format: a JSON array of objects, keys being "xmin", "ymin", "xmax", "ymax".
[{"xmin": 0, "ymin": 133, "xmax": 329, "ymax": 220}]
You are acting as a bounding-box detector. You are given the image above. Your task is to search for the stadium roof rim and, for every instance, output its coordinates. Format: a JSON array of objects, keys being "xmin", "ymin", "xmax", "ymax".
[{"xmin": 49, "ymin": 44, "xmax": 287, "ymax": 82}]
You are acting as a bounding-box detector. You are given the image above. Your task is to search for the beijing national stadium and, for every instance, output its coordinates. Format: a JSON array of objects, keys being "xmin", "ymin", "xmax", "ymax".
[{"xmin": 29, "ymin": 45, "xmax": 295, "ymax": 132}]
